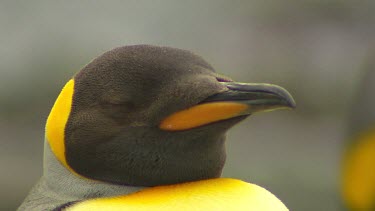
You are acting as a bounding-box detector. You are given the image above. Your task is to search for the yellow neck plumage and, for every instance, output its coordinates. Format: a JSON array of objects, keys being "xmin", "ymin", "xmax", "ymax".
[{"xmin": 66, "ymin": 178, "xmax": 288, "ymax": 211}]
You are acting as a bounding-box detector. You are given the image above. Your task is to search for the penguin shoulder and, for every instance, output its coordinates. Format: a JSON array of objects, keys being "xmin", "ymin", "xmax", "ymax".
[{"xmin": 66, "ymin": 178, "xmax": 288, "ymax": 211}]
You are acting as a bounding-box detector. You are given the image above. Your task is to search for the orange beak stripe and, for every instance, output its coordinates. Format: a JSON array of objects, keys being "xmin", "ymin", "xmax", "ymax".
[{"xmin": 159, "ymin": 102, "xmax": 249, "ymax": 131}]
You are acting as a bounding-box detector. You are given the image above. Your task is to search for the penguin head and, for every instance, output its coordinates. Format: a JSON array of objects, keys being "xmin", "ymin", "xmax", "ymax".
[{"xmin": 46, "ymin": 45, "xmax": 295, "ymax": 186}]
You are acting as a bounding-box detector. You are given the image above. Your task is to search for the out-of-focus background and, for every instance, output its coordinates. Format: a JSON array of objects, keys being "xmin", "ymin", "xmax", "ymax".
[{"xmin": 1, "ymin": 1, "xmax": 374, "ymax": 210}]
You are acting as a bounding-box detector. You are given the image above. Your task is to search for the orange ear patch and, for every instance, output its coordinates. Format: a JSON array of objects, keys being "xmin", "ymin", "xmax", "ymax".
[
  {"xmin": 46, "ymin": 79, "xmax": 74, "ymax": 170},
  {"xmin": 159, "ymin": 102, "xmax": 248, "ymax": 131}
]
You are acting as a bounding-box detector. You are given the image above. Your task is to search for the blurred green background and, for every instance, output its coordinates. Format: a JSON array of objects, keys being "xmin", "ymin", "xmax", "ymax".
[{"xmin": 1, "ymin": 1, "xmax": 374, "ymax": 210}]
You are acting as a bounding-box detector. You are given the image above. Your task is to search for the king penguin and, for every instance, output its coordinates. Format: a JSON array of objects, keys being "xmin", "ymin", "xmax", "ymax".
[
  {"xmin": 342, "ymin": 63, "xmax": 375, "ymax": 210},
  {"xmin": 18, "ymin": 45, "xmax": 295, "ymax": 211}
]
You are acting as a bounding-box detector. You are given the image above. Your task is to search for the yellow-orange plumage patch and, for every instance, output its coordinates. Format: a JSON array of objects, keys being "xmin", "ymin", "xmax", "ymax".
[
  {"xmin": 67, "ymin": 178, "xmax": 288, "ymax": 211},
  {"xmin": 160, "ymin": 102, "xmax": 248, "ymax": 131},
  {"xmin": 46, "ymin": 79, "xmax": 74, "ymax": 170},
  {"xmin": 342, "ymin": 129, "xmax": 375, "ymax": 210}
]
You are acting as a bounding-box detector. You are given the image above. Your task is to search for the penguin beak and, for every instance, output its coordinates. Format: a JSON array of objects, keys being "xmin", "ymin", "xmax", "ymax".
[
  {"xmin": 203, "ymin": 82, "xmax": 296, "ymax": 112},
  {"xmin": 159, "ymin": 82, "xmax": 296, "ymax": 131}
]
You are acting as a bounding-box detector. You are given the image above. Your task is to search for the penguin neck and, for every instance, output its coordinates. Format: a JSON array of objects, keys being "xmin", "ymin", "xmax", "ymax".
[{"xmin": 42, "ymin": 140, "xmax": 145, "ymax": 201}]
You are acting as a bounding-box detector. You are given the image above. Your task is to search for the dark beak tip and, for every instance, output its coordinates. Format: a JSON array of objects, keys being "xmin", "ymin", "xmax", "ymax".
[
  {"xmin": 268, "ymin": 84, "xmax": 296, "ymax": 110},
  {"xmin": 286, "ymin": 99, "xmax": 297, "ymax": 109},
  {"xmin": 284, "ymin": 95, "xmax": 296, "ymax": 109}
]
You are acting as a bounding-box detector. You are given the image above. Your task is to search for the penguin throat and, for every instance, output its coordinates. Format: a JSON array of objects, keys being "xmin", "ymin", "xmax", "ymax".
[
  {"xmin": 63, "ymin": 128, "xmax": 228, "ymax": 186},
  {"xmin": 43, "ymin": 140, "xmax": 145, "ymax": 200}
]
